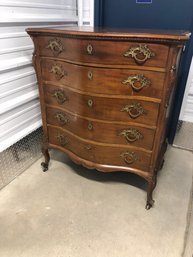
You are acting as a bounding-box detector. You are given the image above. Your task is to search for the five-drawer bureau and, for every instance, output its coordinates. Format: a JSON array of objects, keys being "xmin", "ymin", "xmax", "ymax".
[{"xmin": 27, "ymin": 27, "xmax": 189, "ymax": 209}]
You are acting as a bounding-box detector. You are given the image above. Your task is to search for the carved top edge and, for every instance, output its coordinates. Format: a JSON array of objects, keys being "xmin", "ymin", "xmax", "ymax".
[{"xmin": 26, "ymin": 26, "xmax": 190, "ymax": 44}]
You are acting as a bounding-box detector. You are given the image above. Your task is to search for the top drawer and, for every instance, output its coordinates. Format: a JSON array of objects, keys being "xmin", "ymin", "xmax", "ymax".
[{"xmin": 36, "ymin": 36, "xmax": 169, "ymax": 68}]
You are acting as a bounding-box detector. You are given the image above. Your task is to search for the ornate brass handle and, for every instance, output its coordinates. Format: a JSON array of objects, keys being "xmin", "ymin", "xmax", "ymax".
[
  {"xmin": 46, "ymin": 38, "xmax": 64, "ymax": 55},
  {"xmin": 55, "ymin": 112, "xmax": 69, "ymax": 125},
  {"xmin": 119, "ymin": 128, "xmax": 143, "ymax": 143},
  {"xmin": 124, "ymin": 44, "xmax": 155, "ymax": 65},
  {"xmin": 120, "ymin": 151, "xmax": 138, "ymax": 165},
  {"xmin": 49, "ymin": 64, "xmax": 67, "ymax": 80},
  {"xmin": 56, "ymin": 134, "xmax": 69, "ymax": 146},
  {"xmin": 51, "ymin": 89, "xmax": 68, "ymax": 104},
  {"xmin": 87, "ymin": 44, "xmax": 93, "ymax": 55},
  {"xmin": 121, "ymin": 102, "xmax": 147, "ymax": 119},
  {"xmin": 122, "ymin": 74, "xmax": 151, "ymax": 92}
]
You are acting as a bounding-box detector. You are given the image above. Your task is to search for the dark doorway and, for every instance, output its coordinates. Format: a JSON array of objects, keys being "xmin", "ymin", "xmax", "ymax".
[{"xmin": 94, "ymin": 0, "xmax": 193, "ymax": 143}]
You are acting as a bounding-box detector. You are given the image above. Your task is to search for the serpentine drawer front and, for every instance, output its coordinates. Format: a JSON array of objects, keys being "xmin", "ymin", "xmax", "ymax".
[
  {"xmin": 48, "ymin": 126, "xmax": 152, "ymax": 173},
  {"xmin": 41, "ymin": 58, "xmax": 166, "ymax": 99},
  {"xmin": 26, "ymin": 26, "xmax": 189, "ymax": 209},
  {"xmin": 46, "ymin": 106, "xmax": 156, "ymax": 150},
  {"xmin": 44, "ymin": 84, "xmax": 160, "ymax": 126},
  {"xmin": 37, "ymin": 36, "xmax": 169, "ymax": 67}
]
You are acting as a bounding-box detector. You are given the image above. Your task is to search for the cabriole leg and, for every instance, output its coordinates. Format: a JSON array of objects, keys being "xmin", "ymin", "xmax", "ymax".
[
  {"xmin": 41, "ymin": 146, "xmax": 50, "ymax": 172},
  {"xmin": 41, "ymin": 133, "xmax": 50, "ymax": 172},
  {"xmin": 145, "ymin": 175, "xmax": 157, "ymax": 210}
]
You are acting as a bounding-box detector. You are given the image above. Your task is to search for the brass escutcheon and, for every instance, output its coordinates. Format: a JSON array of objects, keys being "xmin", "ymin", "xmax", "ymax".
[
  {"xmin": 120, "ymin": 151, "xmax": 138, "ymax": 165},
  {"xmin": 46, "ymin": 38, "xmax": 64, "ymax": 56},
  {"xmin": 88, "ymin": 122, "xmax": 93, "ymax": 130},
  {"xmin": 49, "ymin": 64, "xmax": 67, "ymax": 80},
  {"xmin": 51, "ymin": 89, "xmax": 68, "ymax": 105},
  {"xmin": 124, "ymin": 44, "xmax": 155, "ymax": 65},
  {"xmin": 87, "ymin": 99, "xmax": 93, "ymax": 107},
  {"xmin": 88, "ymin": 71, "xmax": 93, "ymax": 80},
  {"xmin": 84, "ymin": 145, "xmax": 92, "ymax": 150},
  {"xmin": 119, "ymin": 128, "xmax": 143, "ymax": 143},
  {"xmin": 54, "ymin": 112, "xmax": 69, "ymax": 125},
  {"xmin": 121, "ymin": 102, "xmax": 147, "ymax": 119},
  {"xmin": 122, "ymin": 74, "xmax": 151, "ymax": 92},
  {"xmin": 87, "ymin": 44, "xmax": 93, "ymax": 55}
]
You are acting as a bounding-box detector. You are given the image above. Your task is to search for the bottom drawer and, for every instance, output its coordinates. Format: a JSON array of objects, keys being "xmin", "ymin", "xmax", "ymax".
[{"xmin": 48, "ymin": 126, "xmax": 152, "ymax": 172}]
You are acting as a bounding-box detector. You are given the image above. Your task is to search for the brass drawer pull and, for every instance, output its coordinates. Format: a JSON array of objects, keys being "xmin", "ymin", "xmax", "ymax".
[
  {"xmin": 124, "ymin": 44, "xmax": 155, "ymax": 65},
  {"xmin": 88, "ymin": 71, "xmax": 93, "ymax": 80},
  {"xmin": 87, "ymin": 99, "xmax": 93, "ymax": 107},
  {"xmin": 46, "ymin": 38, "xmax": 64, "ymax": 56},
  {"xmin": 52, "ymin": 89, "xmax": 68, "ymax": 104},
  {"xmin": 49, "ymin": 64, "xmax": 67, "ymax": 80},
  {"xmin": 55, "ymin": 112, "xmax": 69, "ymax": 125},
  {"xmin": 122, "ymin": 74, "xmax": 151, "ymax": 92},
  {"xmin": 121, "ymin": 102, "xmax": 147, "ymax": 119},
  {"xmin": 88, "ymin": 122, "xmax": 93, "ymax": 130},
  {"xmin": 87, "ymin": 44, "xmax": 93, "ymax": 55},
  {"xmin": 56, "ymin": 134, "xmax": 69, "ymax": 146},
  {"xmin": 120, "ymin": 151, "xmax": 138, "ymax": 165},
  {"xmin": 85, "ymin": 145, "xmax": 92, "ymax": 150},
  {"xmin": 119, "ymin": 128, "xmax": 143, "ymax": 143}
]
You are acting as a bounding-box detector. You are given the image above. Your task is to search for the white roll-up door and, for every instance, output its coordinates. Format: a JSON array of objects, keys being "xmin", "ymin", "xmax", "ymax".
[
  {"xmin": 180, "ymin": 57, "xmax": 193, "ymax": 123},
  {"xmin": 0, "ymin": 0, "xmax": 94, "ymax": 152}
]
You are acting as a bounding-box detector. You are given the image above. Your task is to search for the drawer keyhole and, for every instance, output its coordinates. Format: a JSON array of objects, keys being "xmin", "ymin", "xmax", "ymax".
[
  {"xmin": 87, "ymin": 44, "xmax": 93, "ymax": 55},
  {"xmin": 87, "ymin": 99, "xmax": 93, "ymax": 107}
]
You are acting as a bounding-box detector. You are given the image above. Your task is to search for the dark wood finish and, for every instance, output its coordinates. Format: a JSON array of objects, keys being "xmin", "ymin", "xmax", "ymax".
[
  {"xmin": 44, "ymin": 83, "xmax": 160, "ymax": 126},
  {"xmin": 41, "ymin": 58, "xmax": 166, "ymax": 98},
  {"xmin": 26, "ymin": 26, "xmax": 190, "ymax": 209},
  {"xmin": 37, "ymin": 36, "xmax": 169, "ymax": 68},
  {"xmin": 48, "ymin": 126, "xmax": 152, "ymax": 173},
  {"xmin": 46, "ymin": 106, "xmax": 156, "ymax": 150}
]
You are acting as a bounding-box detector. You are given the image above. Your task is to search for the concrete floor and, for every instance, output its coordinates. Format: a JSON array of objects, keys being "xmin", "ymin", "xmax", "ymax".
[{"xmin": 0, "ymin": 147, "xmax": 192, "ymax": 257}]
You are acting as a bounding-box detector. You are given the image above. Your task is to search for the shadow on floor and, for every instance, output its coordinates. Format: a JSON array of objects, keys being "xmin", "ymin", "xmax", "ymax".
[{"xmin": 51, "ymin": 149, "xmax": 150, "ymax": 193}]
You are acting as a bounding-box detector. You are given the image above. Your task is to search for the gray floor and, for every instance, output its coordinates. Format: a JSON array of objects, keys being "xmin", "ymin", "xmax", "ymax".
[{"xmin": 0, "ymin": 147, "xmax": 192, "ymax": 257}]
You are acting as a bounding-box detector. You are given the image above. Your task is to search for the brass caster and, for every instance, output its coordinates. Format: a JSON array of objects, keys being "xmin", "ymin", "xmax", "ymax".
[
  {"xmin": 41, "ymin": 162, "xmax": 48, "ymax": 172},
  {"xmin": 145, "ymin": 200, "xmax": 155, "ymax": 210}
]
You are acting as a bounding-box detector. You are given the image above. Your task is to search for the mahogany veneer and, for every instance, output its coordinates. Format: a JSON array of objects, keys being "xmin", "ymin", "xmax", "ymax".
[{"xmin": 27, "ymin": 26, "xmax": 190, "ymax": 209}]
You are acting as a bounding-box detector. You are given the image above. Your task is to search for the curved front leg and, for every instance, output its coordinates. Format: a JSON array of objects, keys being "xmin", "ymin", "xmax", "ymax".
[
  {"xmin": 41, "ymin": 146, "xmax": 50, "ymax": 172},
  {"xmin": 41, "ymin": 134, "xmax": 50, "ymax": 172},
  {"xmin": 145, "ymin": 175, "xmax": 157, "ymax": 210}
]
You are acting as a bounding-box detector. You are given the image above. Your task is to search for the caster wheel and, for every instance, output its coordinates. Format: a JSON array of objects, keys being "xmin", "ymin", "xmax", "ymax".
[
  {"xmin": 41, "ymin": 162, "xmax": 48, "ymax": 172},
  {"xmin": 145, "ymin": 200, "xmax": 155, "ymax": 210}
]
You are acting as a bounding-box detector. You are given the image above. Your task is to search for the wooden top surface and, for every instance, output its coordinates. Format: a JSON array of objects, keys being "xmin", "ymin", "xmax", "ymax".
[{"xmin": 26, "ymin": 26, "xmax": 190, "ymax": 42}]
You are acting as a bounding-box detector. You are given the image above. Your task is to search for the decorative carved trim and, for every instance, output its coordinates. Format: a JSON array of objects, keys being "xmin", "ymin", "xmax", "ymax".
[{"xmin": 28, "ymin": 32, "xmax": 188, "ymax": 45}]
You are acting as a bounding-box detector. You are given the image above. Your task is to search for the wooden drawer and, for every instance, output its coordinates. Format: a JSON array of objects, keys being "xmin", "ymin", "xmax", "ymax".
[
  {"xmin": 46, "ymin": 106, "xmax": 156, "ymax": 150},
  {"xmin": 41, "ymin": 59, "xmax": 165, "ymax": 99},
  {"xmin": 37, "ymin": 36, "xmax": 169, "ymax": 68},
  {"xmin": 48, "ymin": 126, "xmax": 152, "ymax": 172},
  {"xmin": 44, "ymin": 84, "xmax": 160, "ymax": 126}
]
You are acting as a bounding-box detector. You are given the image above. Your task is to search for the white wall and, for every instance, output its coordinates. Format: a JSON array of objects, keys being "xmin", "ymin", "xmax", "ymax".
[
  {"xmin": 180, "ymin": 57, "xmax": 193, "ymax": 123},
  {"xmin": 0, "ymin": 0, "xmax": 94, "ymax": 152}
]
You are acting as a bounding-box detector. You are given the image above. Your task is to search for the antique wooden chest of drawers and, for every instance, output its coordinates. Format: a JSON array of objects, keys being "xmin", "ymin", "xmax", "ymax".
[{"xmin": 27, "ymin": 27, "xmax": 189, "ymax": 209}]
